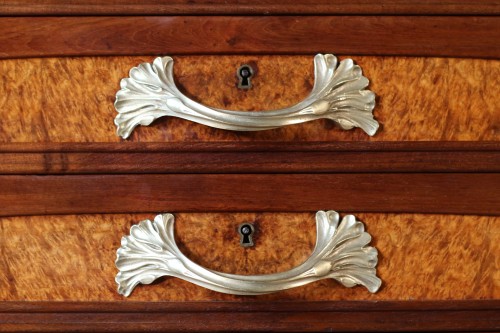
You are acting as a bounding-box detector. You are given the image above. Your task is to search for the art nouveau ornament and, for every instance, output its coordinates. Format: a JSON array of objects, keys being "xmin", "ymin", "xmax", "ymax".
[
  {"xmin": 115, "ymin": 211, "xmax": 381, "ymax": 296},
  {"xmin": 114, "ymin": 54, "xmax": 379, "ymax": 138}
]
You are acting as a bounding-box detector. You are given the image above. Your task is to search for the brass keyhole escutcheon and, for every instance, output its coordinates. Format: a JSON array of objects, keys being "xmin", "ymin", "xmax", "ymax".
[
  {"xmin": 238, "ymin": 223, "xmax": 255, "ymax": 247},
  {"xmin": 237, "ymin": 65, "xmax": 254, "ymax": 89}
]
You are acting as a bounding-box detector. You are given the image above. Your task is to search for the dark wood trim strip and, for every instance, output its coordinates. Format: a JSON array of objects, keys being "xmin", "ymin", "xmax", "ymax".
[
  {"xmin": 1, "ymin": 150, "xmax": 499, "ymax": 174},
  {"xmin": 1, "ymin": 142, "xmax": 498, "ymax": 174},
  {"xmin": 1, "ymin": 300, "xmax": 498, "ymax": 313},
  {"xmin": 0, "ymin": 301, "xmax": 498, "ymax": 332},
  {"xmin": 0, "ymin": 173, "xmax": 498, "ymax": 216},
  {"xmin": 1, "ymin": 141, "xmax": 499, "ymax": 153},
  {"xmin": 0, "ymin": 311, "xmax": 498, "ymax": 332},
  {"xmin": 1, "ymin": 0, "xmax": 499, "ymax": 16},
  {"xmin": 1, "ymin": 16, "xmax": 499, "ymax": 59}
]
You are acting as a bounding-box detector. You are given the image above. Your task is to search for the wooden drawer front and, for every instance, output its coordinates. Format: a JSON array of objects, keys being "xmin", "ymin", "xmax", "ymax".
[
  {"xmin": 0, "ymin": 54, "xmax": 498, "ymax": 329},
  {"xmin": 0, "ymin": 213, "xmax": 498, "ymax": 302},
  {"xmin": 0, "ymin": 56, "xmax": 498, "ymax": 143},
  {"xmin": 0, "ymin": 3, "xmax": 499, "ymax": 331}
]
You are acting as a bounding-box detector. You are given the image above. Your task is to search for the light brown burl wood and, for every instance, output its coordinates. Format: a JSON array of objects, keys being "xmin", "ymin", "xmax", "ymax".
[
  {"xmin": 0, "ymin": 56, "xmax": 498, "ymax": 142},
  {"xmin": 0, "ymin": 213, "xmax": 497, "ymax": 301}
]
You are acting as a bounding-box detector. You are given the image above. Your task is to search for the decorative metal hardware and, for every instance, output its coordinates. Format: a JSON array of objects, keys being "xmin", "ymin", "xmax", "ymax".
[
  {"xmin": 237, "ymin": 64, "xmax": 254, "ymax": 89},
  {"xmin": 114, "ymin": 54, "xmax": 379, "ymax": 139},
  {"xmin": 115, "ymin": 211, "xmax": 381, "ymax": 296},
  {"xmin": 238, "ymin": 222, "xmax": 255, "ymax": 247}
]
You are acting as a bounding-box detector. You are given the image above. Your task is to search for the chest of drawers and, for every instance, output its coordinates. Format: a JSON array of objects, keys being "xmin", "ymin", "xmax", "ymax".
[{"xmin": 0, "ymin": 1, "xmax": 499, "ymax": 331}]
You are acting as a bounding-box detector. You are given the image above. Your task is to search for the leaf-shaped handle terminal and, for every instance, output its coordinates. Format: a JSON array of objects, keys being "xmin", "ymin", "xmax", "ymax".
[
  {"xmin": 115, "ymin": 211, "xmax": 381, "ymax": 296},
  {"xmin": 114, "ymin": 54, "xmax": 379, "ymax": 139}
]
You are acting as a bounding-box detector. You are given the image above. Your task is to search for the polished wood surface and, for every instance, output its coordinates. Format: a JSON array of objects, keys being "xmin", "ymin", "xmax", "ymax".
[
  {"xmin": 0, "ymin": 56, "xmax": 498, "ymax": 143},
  {"xmin": 0, "ymin": 301, "xmax": 499, "ymax": 332},
  {"xmin": 1, "ymin": 173, "xmax": 498, "ymax": 216},
  {"xmin": 2, "ymin": 0, "xmax": 499, "ymax": 15},
  {"xmin": 0, "ymin": 213, "xmax": 497, "ymax": 301},
  {"xmin": 1, "ymin": 16, "xmax": 499, "ymax": 59},
  {"xmin": 1, "ymin": 142, "xmax": 499, "ymax": 174},
  {"xmin": 0, "ymin": 4, "xmax": 498, "ymax": 332},
  {"xmin": 3, "ymin": 141, "xmax": 499, "ymax": 153}
]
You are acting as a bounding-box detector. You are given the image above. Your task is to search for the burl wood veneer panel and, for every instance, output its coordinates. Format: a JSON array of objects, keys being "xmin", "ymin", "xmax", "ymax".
[
  {"xmin": 0, "ymin": 213, "xmax": 497, "ymax": 301},
  {"xmin": 0, "ymin": 56, "xmax": 498, "ymax": 142}
]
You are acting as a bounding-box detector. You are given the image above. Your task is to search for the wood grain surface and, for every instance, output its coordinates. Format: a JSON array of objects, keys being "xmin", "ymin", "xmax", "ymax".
[
  {"xmin": 0, "ymin": 56, "xmax": 498, "ymax": 143},
  {"xmin": 1, "ymin": 16, "xmax": 499, "ymax": 59},
  {"xmin": 0, "ymin": 8, "xmax": 498, "ymax": 332},
  {"xmin": 1, "ymin": 173, "xmax": 498, "ymax": 216},
  {"xmin": 0, "ymin": 213, "xmax": 497, "ymax": 302},
  {"xmin": 0, "ymin": 301, "xmax": 498, "ymax": 332},
  {"xmin": 1, "ymin": 142, "xmax": 499, "ymax": 174},
  {"xmin": 2, "ymin": 0, "xmax": 499, "ymax": 15}
]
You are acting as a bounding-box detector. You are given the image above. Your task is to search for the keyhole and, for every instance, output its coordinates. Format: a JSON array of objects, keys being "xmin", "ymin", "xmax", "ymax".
[
  {"xmin": 238, "ymin": 223, "xmax": 255, "ymax": 247},
  {"xmin": 237, "ymin": 65, "xmax": 254, "ymax": 89}
]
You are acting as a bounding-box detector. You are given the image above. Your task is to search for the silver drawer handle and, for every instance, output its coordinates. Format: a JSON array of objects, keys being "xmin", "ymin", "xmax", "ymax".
[
  {"xmin": 114, "ymin": 54, "xmax": 379, "ymax": 139},
  {"xmin": 115, "ymin": 211, "xmax": 381, "ymax": 296}
]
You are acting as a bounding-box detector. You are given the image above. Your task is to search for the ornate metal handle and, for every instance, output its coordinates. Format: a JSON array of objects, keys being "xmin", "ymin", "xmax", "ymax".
[
  {"xmin": 115, "ymin": 211, "xmax": 381, "ymax": 296},
  {"xmin": 114, "ymin": 54, "xmax": 379, "ymax": 139}
]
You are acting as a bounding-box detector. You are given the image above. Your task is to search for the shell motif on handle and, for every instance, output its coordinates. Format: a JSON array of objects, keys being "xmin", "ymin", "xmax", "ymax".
[
  {"xmin": 115, "ymin": 211, "xmax": 381, "ymax": 296},
  {"xmin": 114, "ymin": 54, "xmax": 379, "ymax": 138}
]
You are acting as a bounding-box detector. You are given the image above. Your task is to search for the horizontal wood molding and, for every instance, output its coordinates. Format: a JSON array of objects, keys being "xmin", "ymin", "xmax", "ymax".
[
  {"xmin": 1, "ymin": 16, "xmax": 499, "ymax": 59},
  {"xmin": 2, "ymin": 141, "xmax": 498, "ymax": 153},
  {"xmin": 2, "ymin": 300, "xmax": 498, "ymax": 312},
  {"xmin": 0, "ymin": 142, "xmax": 499, "ymax": 174},
  {"xmin": 1, "ymin": 173, "xmax": 498, "ymax": 216},
  {"xmin": 0, "ymin": 301, "xmax": 498, "ymax": 332},
  {"xmin": 1, "ymin": 0, "xmax": 499, "ymax": 15}
]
